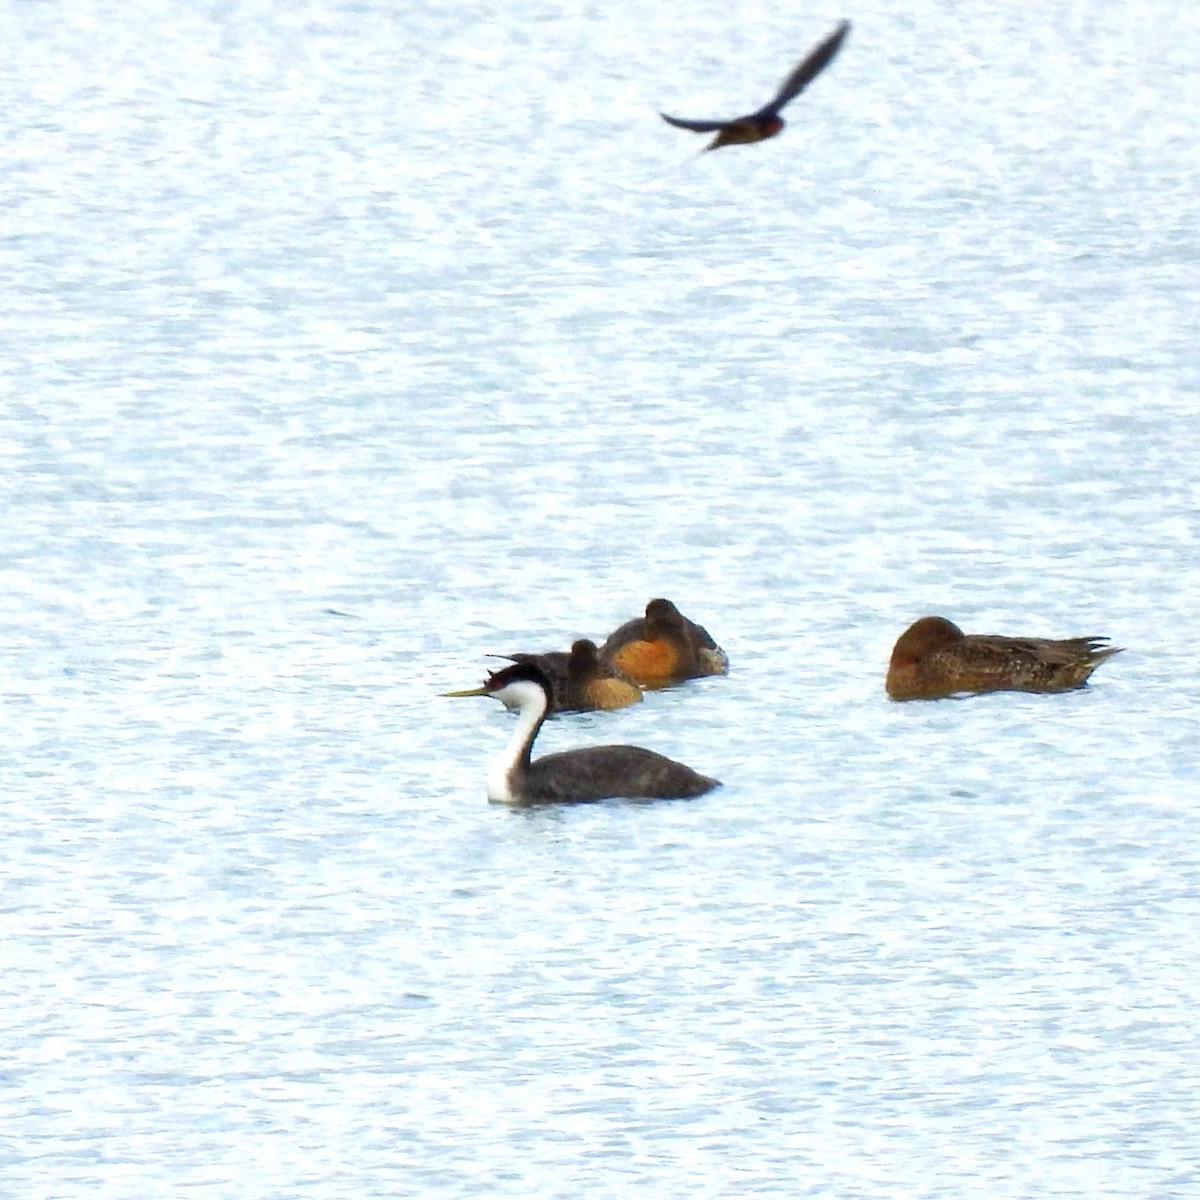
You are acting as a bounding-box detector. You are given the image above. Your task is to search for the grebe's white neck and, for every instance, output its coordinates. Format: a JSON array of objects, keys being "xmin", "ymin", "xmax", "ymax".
[{"xmin": 486, "ymin": 678, "xmax": 549, "ymax": 804}]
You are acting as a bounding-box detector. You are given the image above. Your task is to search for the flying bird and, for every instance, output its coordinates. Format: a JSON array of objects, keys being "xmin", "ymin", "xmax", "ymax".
[{"xmin": 660, "ymin": 20, "xmax": 850, "ymax": 151}]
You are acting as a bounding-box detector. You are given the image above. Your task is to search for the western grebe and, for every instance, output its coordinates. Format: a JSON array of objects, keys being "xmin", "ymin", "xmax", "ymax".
[
  {"xmin": 500, "ymin": 639, "xmax": 642, "ymax": 714},
  {"xmin": 659, "ymin": 20, "xmax": 850, "ymax": 151},
  {"xmin": 598, "ymin": 598, "xmax": 729, "ymax": 689},
  {"xmin": 444, "ymin": 661, "xmax": 720, "ymax": 805},
  {"xmin": 886, "ymin": 615, "xmax": 1123, "ymax": 701}
]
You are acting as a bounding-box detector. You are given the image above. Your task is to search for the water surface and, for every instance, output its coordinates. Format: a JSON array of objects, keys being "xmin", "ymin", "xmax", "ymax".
[{"xmin": 3, "ymin": 0, "xmax": 1200, "ymax": 1196}]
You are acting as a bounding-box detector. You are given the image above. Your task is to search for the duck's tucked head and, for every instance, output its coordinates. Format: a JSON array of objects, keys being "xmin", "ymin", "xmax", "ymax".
[
  {"xmin": 890, "ymin": 616, "xmax": 965, "ymax": 666},
  {"xmin": 644, "ymin": 598, "xmax": 686, "ymax": 638},
  {"xmin": 444, "ymin": 660, "xmax": 554, "ymax": 712},
  {"xmin": 567, "ymin": 639, "xmax": 601, "ymax": 674}
]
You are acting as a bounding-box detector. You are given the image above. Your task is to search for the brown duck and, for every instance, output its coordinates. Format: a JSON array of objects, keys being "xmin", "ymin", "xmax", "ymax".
[
  {"xmin": 598, "ymin": 598, "xmax": 728, "ymax": 689},
  {"xmin": 660, "ymin": 20, "xmax": 850, "ymax": 151},
  {"xmin": 501, "ymin": 639, "xmax": 642, "ymax": 714},
  {"xmin": 886, "ymin": 616, "xmax": 1123, "ymax": 701}
]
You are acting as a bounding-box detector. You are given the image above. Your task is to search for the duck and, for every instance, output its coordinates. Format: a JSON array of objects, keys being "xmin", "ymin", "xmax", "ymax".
[
  {"xmin": 598, "ymin": 598, "xmax": 729, "ymax": 689},
  {"xmin": 886, "ymin": 615, "xmax": 1123, "ymax": 700},
  {"xmin": 498, "ymin": 638, "xmax": 642, "ymax": 714},
  {"xmin": 444, "ymin": 661, "xmax": 720, "ymax": 804}
]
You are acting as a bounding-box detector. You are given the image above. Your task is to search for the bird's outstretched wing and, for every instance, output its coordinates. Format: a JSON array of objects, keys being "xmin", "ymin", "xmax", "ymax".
[
  {"xmin": 759, "ymin": 19, "xmax": 850, "ymax": 117},
  {"xmin": 659, "ymin": 112, "xmax": 729, "ymax": 133}
]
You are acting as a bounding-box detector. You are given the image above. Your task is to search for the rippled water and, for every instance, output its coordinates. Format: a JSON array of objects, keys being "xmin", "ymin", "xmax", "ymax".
[{"xmin": 4, "ymin": 0, "xmax": 1200, "ymax": 1195}]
